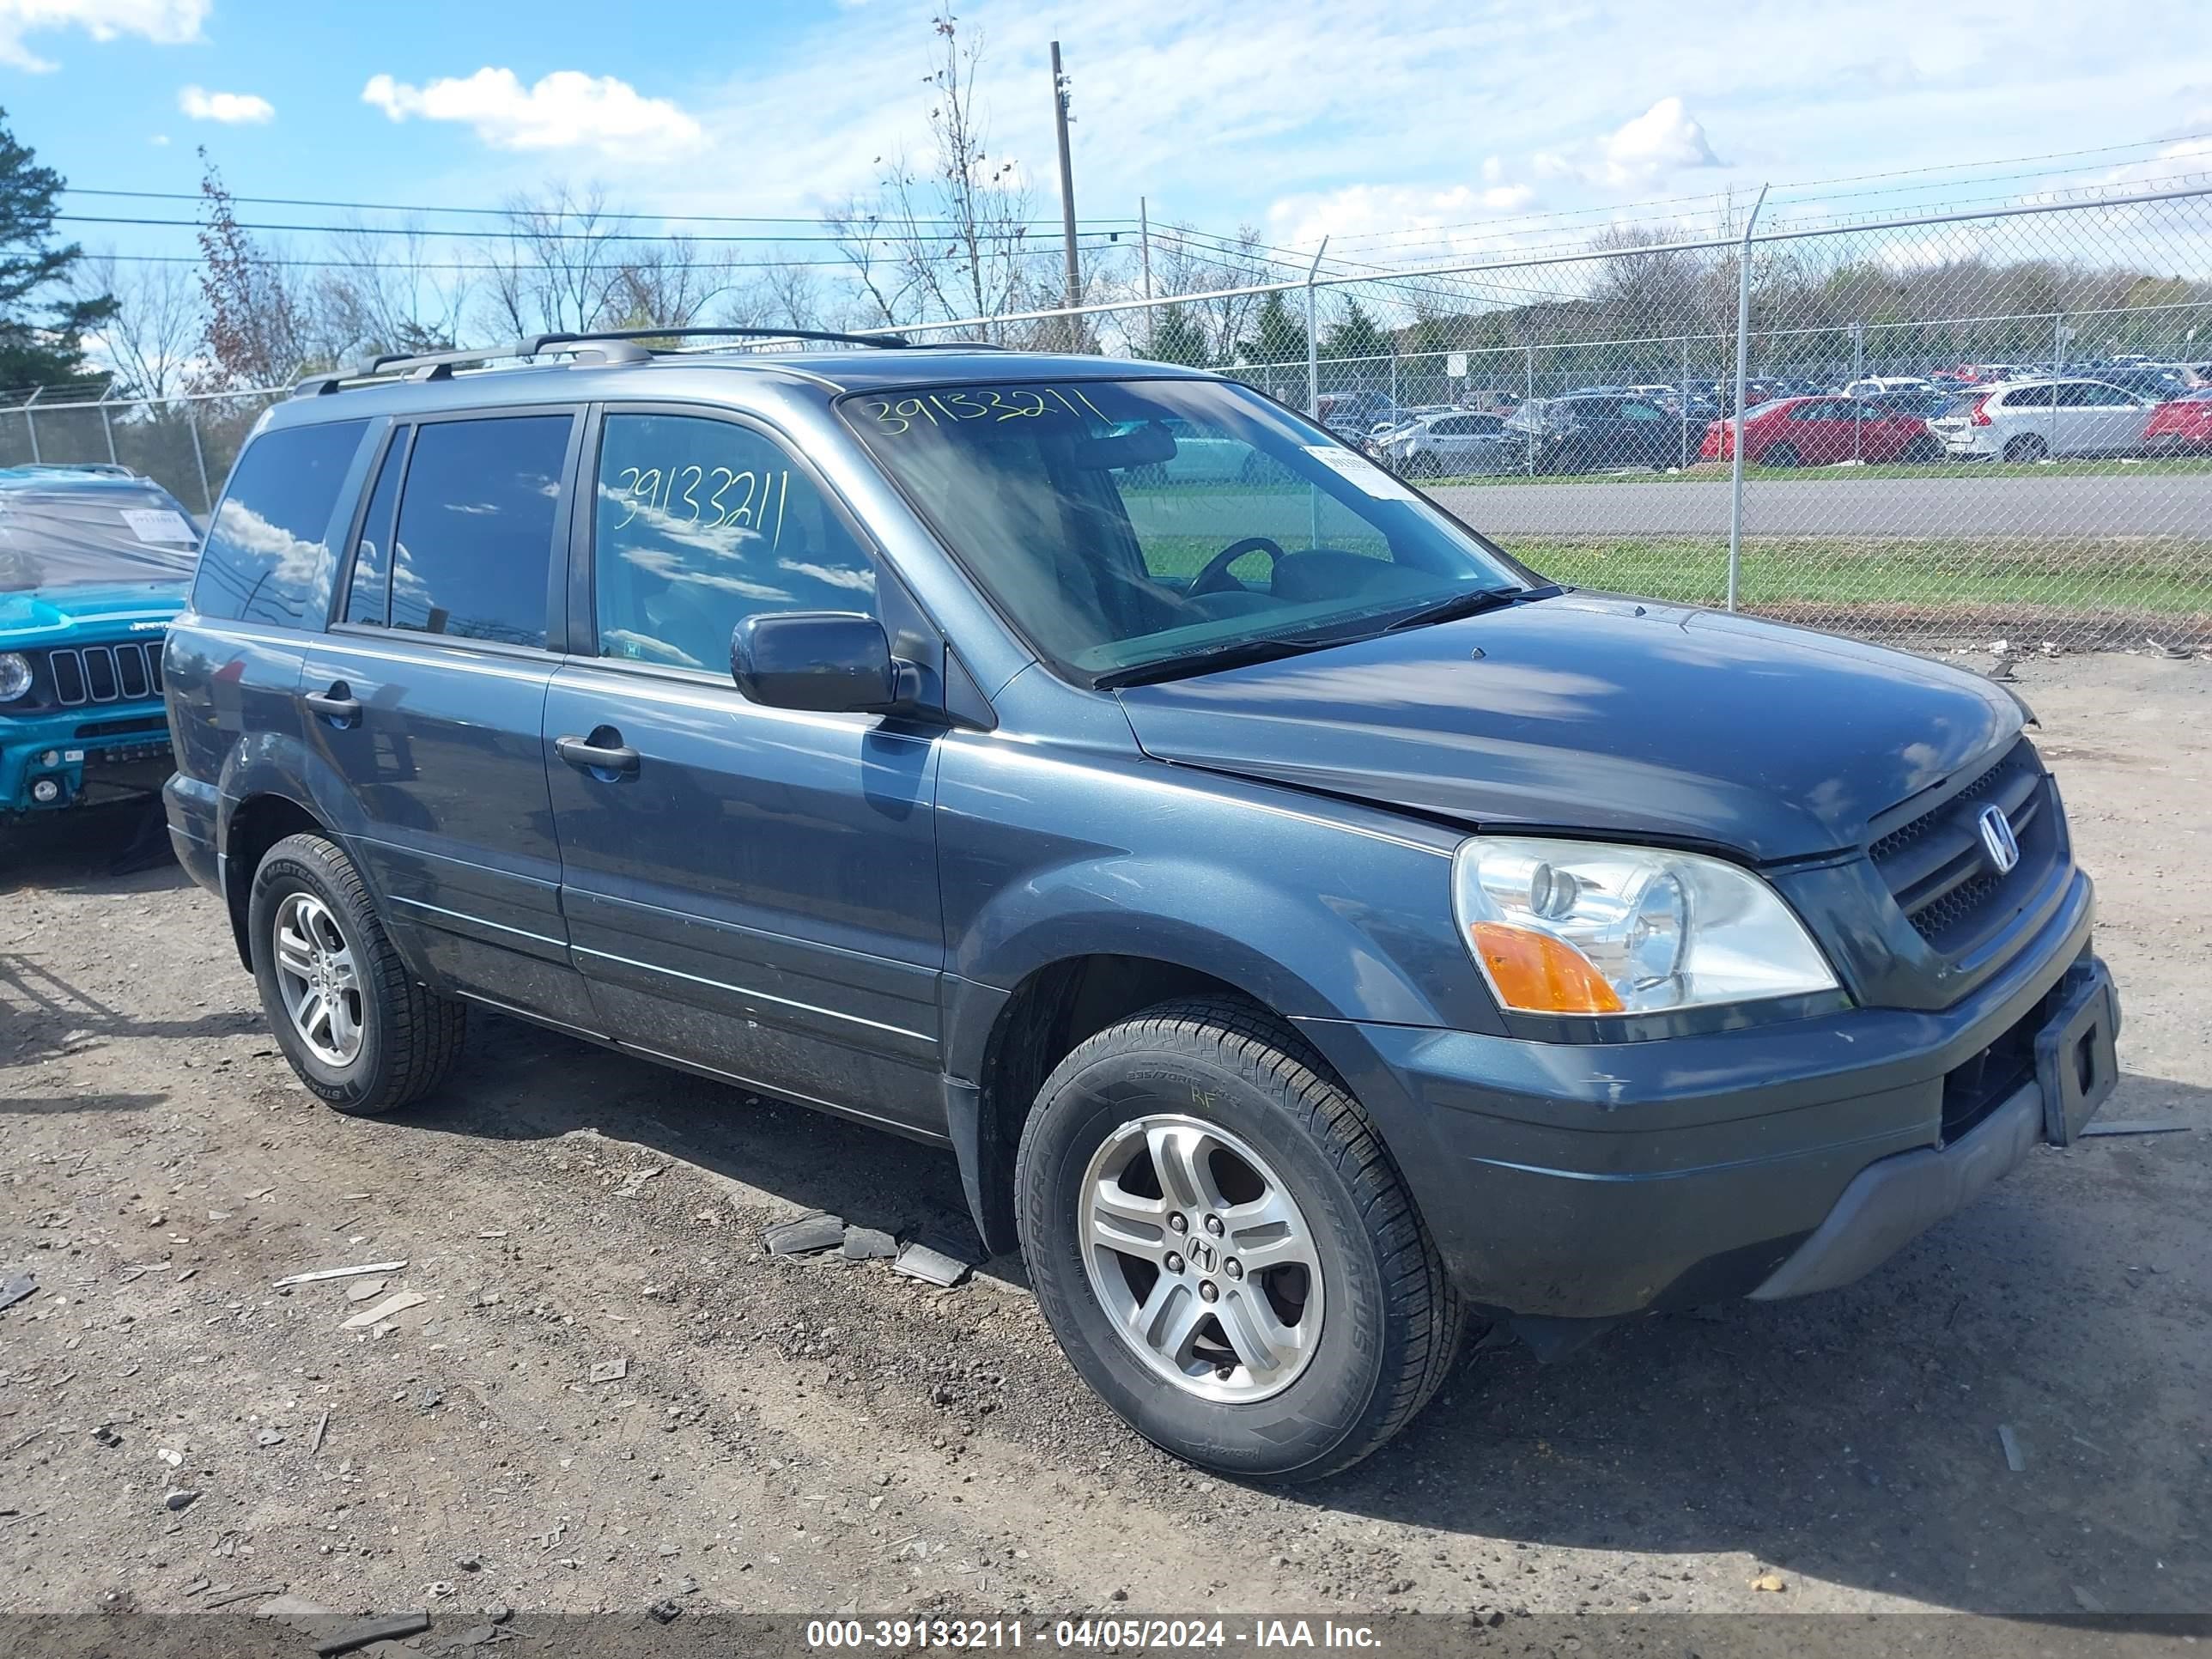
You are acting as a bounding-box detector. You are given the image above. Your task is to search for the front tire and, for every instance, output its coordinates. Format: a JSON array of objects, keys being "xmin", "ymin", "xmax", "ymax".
[
  {"xmin": 248, "ymin": 832, "xmax": 465, "ymax": 1115},
  {"xmin": 1016, "ymin": 998, "xmax": 1465, "ymax": 1481}
]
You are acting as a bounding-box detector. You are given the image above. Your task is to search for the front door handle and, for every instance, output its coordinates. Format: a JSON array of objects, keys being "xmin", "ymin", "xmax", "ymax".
[
  {"xmin": 302, "ymin": 683, "xmax": 362, "ymax": 725},
  {"xmin": 555, "ymin": 732, "xmax": 641, "ymax": 776}
]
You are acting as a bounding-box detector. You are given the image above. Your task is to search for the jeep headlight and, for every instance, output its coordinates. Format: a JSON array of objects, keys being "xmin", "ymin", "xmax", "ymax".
[
  {"xmin": 0, "ymin": 652, "xmax": 30, "ymax": 702},
  {"xmin": 1450, "ymin": 836, "xmax": 1838, "ymax": 1017}
]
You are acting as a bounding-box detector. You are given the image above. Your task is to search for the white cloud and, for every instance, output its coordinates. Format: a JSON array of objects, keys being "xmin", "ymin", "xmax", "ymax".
[
  {"xmin": 179, "ymin": 84, "xmax": 274, "ymax": 125},
  {"xmin": 1535, "ymin": 97, "xmax": 1721, "ymax": 190},
  {"xmin": 0, "ymin": 0, "xmax": 204, "ymax": 71},
  {"xmin": 361, "ymin": 68, "xmax": 704, "ymax": 158},
  {"xmin": 1267, "ymin": 181, "xmax": 1547, "ymax": 258},
  {"xmin": 148, "ymin": 131, "xmax": 168, "ymax": 146}
]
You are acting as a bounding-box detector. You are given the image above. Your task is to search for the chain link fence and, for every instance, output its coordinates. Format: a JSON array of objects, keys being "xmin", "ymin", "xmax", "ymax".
[
  {"xmin": 20, "ymin": 185, "xmax": 2209, "ymax": 653},
  {"xmin": 896, "ymin": 183, "xmax": 2212, "ymax": 653}
]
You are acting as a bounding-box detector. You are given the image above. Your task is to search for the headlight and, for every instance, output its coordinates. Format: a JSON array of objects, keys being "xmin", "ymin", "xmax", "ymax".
[
  {"xmin": 0, "ymin": 652, "xmax": 30, "ymax": 702},
  {"xmin": 1450, "ymin": 836, "xmax": 1838, "ymax": 1017}
]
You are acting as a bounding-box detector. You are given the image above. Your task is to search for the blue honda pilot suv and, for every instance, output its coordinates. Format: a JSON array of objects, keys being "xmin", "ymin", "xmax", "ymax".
[{"xmin": 162, "ymin": 329, "xmax": 2119, "ymax": 1480}]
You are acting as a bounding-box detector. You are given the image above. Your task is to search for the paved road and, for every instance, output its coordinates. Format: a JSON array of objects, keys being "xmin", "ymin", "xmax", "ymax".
[{"xmin": 1432, "ymin": 471, "xmax": 2212, "ymax": 539}]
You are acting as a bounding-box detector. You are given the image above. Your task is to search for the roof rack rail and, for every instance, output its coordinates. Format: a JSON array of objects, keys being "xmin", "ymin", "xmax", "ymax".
[
  {"xmin": 544, "ymin": 325, "xmax": 910, "ymax": 351},
  {"xmin": 292, "ymin": 324, "xmax": 915, "ymax": 398},
  {"xmin": 293, "ymin": 335, "xmax": 649, "ymax": 397}
]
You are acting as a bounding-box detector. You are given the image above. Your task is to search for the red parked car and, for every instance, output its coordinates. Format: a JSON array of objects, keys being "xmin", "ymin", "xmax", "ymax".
[
  {"xmin": 2144, "ymin": 389, "xmax": 2212, "ymax": 453},
  {"xmin": 1701, "ymin": 395, "xmax": 1944, "ymax": 467}
]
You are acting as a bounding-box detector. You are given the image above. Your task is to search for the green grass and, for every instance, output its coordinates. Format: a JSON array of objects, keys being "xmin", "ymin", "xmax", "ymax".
[
  {"xmin": 1423, "ymin": 456, "xmax": 2212, "ymax": 486},
  {"xmin": 1133, "ymin": 529, "xmax": 2212, "ymax": 630},
  {"xmin": 1502, "ymin": 535, "xmax": 2212, "ymax": 618}
]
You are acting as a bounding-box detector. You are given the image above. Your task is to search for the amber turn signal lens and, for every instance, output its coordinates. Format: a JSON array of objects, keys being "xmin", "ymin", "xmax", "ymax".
[{"xmin": 1468, "ymin": 922, "xmax": 1626, "ymax": 1014}]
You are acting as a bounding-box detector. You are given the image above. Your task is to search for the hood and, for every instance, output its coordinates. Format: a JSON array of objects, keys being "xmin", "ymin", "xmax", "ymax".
[
  {"xmin": 0, "ymin": 580, "xmax": 187, "ymax": 646},
  {"xmin": 1114, "ymin": 592, "xmax": 2022, "ymax": 863}
]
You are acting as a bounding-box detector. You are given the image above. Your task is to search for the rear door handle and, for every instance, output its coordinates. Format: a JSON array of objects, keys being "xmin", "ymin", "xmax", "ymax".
[
  {"xmin": 555, "ymin": 733, "xmax": 641, "ymax": 776},
  {"xmin": 302, "ymin": 684, "xmax": 361, "ymax": 725}
]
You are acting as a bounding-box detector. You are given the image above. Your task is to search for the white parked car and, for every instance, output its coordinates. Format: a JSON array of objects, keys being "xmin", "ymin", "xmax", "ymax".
[
  {"xmin": 1926, "ymin": 378, "xmax": 2159, "ymax": 462},
  {"xmin": 1374, "ymin": 410, "xmax": 1518, "ymax": 477},
  {"xmin": 1844, "ymin": 375, "xmax": 1935, "ymax": 398}
]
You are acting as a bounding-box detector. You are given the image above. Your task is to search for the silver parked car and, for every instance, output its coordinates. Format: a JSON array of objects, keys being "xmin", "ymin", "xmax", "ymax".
[{"xmin": 1375, "ymin": 410, "xmax": 1518, "ymax": 477}]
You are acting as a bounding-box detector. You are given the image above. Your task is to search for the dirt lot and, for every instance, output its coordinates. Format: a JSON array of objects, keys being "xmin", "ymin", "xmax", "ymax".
[{"xmin": 0, "ymin": 651, "xmax": 2206, "ymax": 1633}]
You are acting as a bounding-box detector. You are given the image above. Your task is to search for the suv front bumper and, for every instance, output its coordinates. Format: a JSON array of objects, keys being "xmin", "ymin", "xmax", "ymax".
[
  {"xmin": 1, "ymin": 703, "xmax": 174, "ymax": 816},
  {"xmin": 1296, "ymin": 867, "xmax": 2113, "ymax": 1321}
]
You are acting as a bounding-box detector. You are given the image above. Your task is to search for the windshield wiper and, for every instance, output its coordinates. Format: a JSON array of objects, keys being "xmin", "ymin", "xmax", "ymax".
[
  {"xmin": 1379, "ymin": 582, "xmax": 1554, "ymax": 634},
  {"xmin": 1093, "ymin": 633, "xmax": 1343, "ymax": 690}
]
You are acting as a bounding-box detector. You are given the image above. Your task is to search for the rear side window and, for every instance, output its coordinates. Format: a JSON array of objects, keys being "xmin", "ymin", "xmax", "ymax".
[
  {"xmin": 389, "ymin": 415, "xmax": 572, "ymax": 648},
  {"xmin": 192, "ymin": 420, "xmax": 368, "ymax": 626},
  {"xmin": 592, "ymin": 412, "xmax": 877, "ymax": 672},
  {"xmin": 343, "ymin": 429, "xmax": 406, "ymax": 626}
]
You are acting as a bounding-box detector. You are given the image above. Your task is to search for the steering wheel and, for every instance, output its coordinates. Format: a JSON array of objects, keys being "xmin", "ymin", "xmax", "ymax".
[{"xmin": 1189, "ymin": 536, "xmax": 1287, "ymax": 598}]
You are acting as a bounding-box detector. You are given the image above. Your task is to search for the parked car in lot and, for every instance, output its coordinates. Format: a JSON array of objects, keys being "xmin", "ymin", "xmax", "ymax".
[
  {"xmin": 0, "ymin": 465, "xmax": 198, "ymax": 837},
  {"xmin": 1856, "ymin": 386, "xmax": 1958, "ymax": 422},
  {"xmin": 1371, "ymin": 409, "xmax": 1517, "ymax": 476},
  {"xmin": 2079, "ymin": 364, "xmax": 2193, "ymax": 404},
  {"xmin": 164, "ymin": 331, "xmax": 2119, "ymax": 1481},
  {"xmin": 2144, "ymin": 388, "xmax": 2212, "ymax": 453},
  {"xmin": 1927, "ymin": 378, "xmax": 2159, "ymax": 461},
  {"xmin": 1505, "ymin": 392, "xmax": 1679, "ymax": 471},
  {"xmin": 1700, "ymin": 395, "xmax": 1943, "ymax": 467},
  {"xmin": 1843, "ymin": 376, "xmax": 1936, "ymax": 399}
]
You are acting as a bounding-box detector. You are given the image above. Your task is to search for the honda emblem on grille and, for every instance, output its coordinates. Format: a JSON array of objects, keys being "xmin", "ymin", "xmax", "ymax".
[{"xmin": 1977, "ymin": 804, "xmax": 2021, "ymax": 875}]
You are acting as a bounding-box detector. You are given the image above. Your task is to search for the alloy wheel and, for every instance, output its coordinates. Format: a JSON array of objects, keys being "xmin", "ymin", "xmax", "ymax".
[
  {"xmin": 271, "ymin": 890, "xmax": 364, "ymax": 1066},
  {"xmin": 1078, "ymin": 1114, "xmax": 1324, "ymax": 1403}
]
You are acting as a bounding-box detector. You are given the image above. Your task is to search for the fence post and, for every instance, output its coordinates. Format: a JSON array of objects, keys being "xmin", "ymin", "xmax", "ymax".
[
  {"xmin": 1726, "ymin": 182, "xmax": 1770, "ymax": 614},
  {"xmin": 1304, "ymin": 237, "xmax": 1328, "ymax": 416},
  {"xmin": 22, "ymin": 386, "xmax": 40, "ymax": 464},
  {"xmin": 1523, "ymin": 342, "xmax": 1534, "ymax": 475},
  {"xmin": 1679, "ymin": 336, "xmax": 1690, "ymax": 470},
  {"xmin": 100, "ymin": 400, "xmax": 118, "ymax": 465},
  {"xmin": 187, "ymin": 404, "xmax": 211, "ymax": 513}
]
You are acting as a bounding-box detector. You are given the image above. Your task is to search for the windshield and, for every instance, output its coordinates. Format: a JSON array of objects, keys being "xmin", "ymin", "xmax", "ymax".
[
  {"xmin": 842, "ymin": 377, "xmax": 1535, "ymax": 683},
  {"xmin": 0, "ymin": 483, "xmax": 200, "ymax": 593}
]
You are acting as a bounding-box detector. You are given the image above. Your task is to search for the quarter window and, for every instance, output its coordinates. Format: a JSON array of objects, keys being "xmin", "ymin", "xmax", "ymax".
[
  {"xmin": 592, "ymin": 412, "xmax": 877, "ymax": 672},
  {"xmin": 389, "ymin": 415, "xmax": 572, "ymax": 648},
  {"xmin": 343, "ymin": 428, "xmax": 406, "ymax": 627},
  {"xmin": 191, "ymin": 420, "xmax": 368, "ymax": 627}
]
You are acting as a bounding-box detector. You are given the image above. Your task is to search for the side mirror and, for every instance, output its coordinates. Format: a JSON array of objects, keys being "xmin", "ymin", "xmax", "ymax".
[{"xmin": 731, "ymin": 611, "xmax": 904, "ymax": 714}]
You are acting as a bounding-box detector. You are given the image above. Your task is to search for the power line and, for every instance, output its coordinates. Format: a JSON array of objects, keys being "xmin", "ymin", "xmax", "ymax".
[
  {"xmin": 55, "ymin": 211, "xmax": 1151, "ymax": 246},
  {"xmin": 79, "ymin": 237, "xmax": 1136, "ymax": 275},
  {"xmin": 61, "ymin": 184, "xmax": 1139, "ymax": 233}
]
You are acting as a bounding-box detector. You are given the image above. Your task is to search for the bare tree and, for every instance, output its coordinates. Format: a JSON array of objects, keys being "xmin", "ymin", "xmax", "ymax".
[
  {"xmin": 315, "ymin": 217, "xmax": 469, "ymax": 362},
  {"xmin": 75, "ymin": 250, "xmax": 201, "ymax": 398},
  {"xmin": 1154, "ymin": 223, "xmax": 1272, "ymax": 366},
  {"xmin": 477, "ymin": 183, "xmax": 630, "ymax": 338},
  {"xmin": 824, "ymin": 15, "xmax": 1048, "ymax": 336},
  {"xmin": 605, "ymin": 234, "xmax": 736, "ymax": 331}
]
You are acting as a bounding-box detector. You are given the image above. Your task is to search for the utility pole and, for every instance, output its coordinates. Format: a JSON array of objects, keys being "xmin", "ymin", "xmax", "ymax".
[
  {"xmin": 1050, "ymin": 41, "xmax": 1082, "ymax": 352},
  {"xmin": 1139, "ymin": 195, "xmax": 1155, "ymax": 357}
]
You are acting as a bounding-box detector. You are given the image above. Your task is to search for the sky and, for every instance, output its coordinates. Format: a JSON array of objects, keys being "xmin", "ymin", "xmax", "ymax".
[{"xmin": 2, "ymin": 0, "xmax": 2210, "ymax": 294}]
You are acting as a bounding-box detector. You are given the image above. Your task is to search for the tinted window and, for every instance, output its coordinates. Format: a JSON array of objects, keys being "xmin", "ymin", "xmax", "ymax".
[
  {"xmin": 2004, "ymin": 385, "xmax": 2055, "ymax": 409},
  {"xmin": 1616, "ymin": 400, "xmax": 1664, "ymax": 422},
  {"xmin": 593, "ymin": 413, "xmax": 876, "ymax": 672},
  {"xmin": 343, "ymin": 428, "xmax": 405, "ymax": 626},
  {"xmin": 192, "ymin": 420, "xmax": 367, "ymax": 627},
  {"xmin": 389, "ymin": 416, "xmax": 571, "ymax": 648}
]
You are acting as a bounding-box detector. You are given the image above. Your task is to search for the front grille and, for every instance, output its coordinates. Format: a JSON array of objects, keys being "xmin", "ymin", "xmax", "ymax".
[
  {"xmin": 1869, "ymin": 738, "xmax": 2061, "ymax": 958},
  {"xmin": 41, "ymin": 641, "xmax": 163, "ymax": 707}
]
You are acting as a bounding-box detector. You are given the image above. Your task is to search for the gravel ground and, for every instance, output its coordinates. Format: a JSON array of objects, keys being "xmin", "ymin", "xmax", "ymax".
[{"xmin": 0, "ymin": 650, "xmax": 2205, "ymax": 1632}]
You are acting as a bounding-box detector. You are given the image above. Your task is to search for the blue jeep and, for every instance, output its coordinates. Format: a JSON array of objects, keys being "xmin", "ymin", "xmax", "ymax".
[
  {"xmin": 161, "ymin": 331, "xmax": 2118, "ymax": 1481},
  {"xmin": 0, "ymin": 465, "xmax": 198, "ymax": 830}
]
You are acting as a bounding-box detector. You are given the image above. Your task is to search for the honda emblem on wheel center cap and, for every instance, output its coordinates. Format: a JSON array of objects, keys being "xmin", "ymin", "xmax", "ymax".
[
  {"xmin": 1976, "ymin": 804, "xmax": 2021, "ymax": 875},
  {"xmin": 1188, "ymin": 1238, "xmax": 1218, "ymax": 1275}
]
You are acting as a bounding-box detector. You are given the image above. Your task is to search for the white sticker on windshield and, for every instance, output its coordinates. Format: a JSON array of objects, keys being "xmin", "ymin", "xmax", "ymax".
[
  {"xmin": 121, "ymin": 507, "xmax": 196, "ymax": 544},
  {"xmin": 1301, "ymin": 445, "xmax": 1421, "ymax": 502}
]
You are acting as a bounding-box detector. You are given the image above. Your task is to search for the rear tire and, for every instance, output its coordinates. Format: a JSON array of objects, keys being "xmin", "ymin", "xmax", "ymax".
[
  {"xmin": 248, "ymin": 831, "xmax": 465, "ymax": 1115},
  {"xmin": 1016, "ymin": 997, "xmax": 1466, "ymax": 1481},
  {"xmin": 2003, "ymin": 433, "xmax": 2049, "ymax": 463}
]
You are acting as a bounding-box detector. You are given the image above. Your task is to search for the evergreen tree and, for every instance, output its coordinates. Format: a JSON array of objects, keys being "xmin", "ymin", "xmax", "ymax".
[
  {"xmin": 1322, "ymin": 298, "xmax": 1388, "ymax": 362},
  {"xmin": 0, "ymin": 108, "xmax": 112, "ymax": 390},
  {"xmin": 1148, "ymin": 304, "xmax": 1209, "ymax": 368},
  {"xmin": 1243, "ymin": 289, "xmax": 1308, "ymax": 367}
]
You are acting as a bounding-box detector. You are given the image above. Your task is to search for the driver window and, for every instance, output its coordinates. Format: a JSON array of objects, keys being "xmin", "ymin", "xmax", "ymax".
[
  {"xmin": 592, "ymin": 412, "xmax": 876, "ymax": 672},
  {"xmin": 1115, "ymin": 414, "xmax": 1391, "ymax": 590}
]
